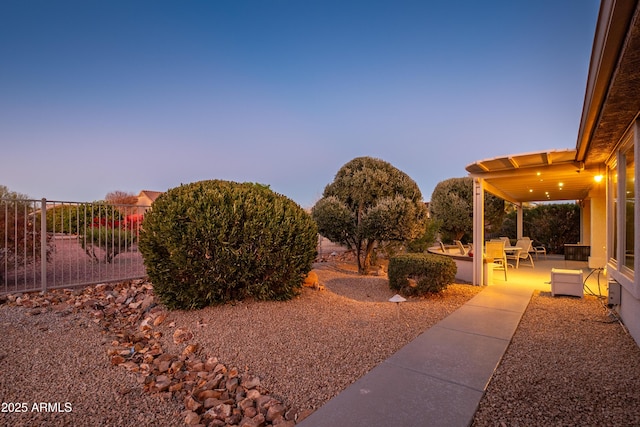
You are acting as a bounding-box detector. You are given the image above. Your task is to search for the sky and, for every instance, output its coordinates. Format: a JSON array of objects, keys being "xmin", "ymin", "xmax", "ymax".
[{"xmin": 1, "ymin": 0, "xmax": 600, "ymax": 208}]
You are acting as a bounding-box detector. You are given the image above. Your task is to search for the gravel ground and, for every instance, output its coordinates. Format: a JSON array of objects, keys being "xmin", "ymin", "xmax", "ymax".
[
  {"xmin": 472, "ymin": 291, "xmax": 640, "ymax": 426},
  {"xmin": 0, "ymin": 306, "xmax": 183, "ymax": 427},
  {"xmin": 153, "ymin": 262, "xmax": 483, "ymax": 417},
  {"xmin": 2, "ymin": 258, "xmax": 640, "ymax": 426}
]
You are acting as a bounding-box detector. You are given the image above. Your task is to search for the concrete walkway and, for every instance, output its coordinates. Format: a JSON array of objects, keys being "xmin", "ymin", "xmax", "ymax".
[{"xmin": 298, "ymin": 282, "xmax": 535, "ymax": 427}]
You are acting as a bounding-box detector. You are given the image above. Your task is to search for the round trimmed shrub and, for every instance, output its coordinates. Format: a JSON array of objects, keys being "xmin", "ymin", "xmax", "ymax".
[
  {"xmin": 139, "ymin": 180, "xmax": 318, "ymax": 309},
  {"xmin": 388, "ymin": 253, "xmax": 456, "ymax": 296}
]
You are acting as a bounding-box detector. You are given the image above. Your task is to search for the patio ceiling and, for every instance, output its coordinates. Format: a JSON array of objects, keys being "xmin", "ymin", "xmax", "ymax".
[{"xmin": 465, "ymin": 149, "xmax": 603, "ymax": 204}]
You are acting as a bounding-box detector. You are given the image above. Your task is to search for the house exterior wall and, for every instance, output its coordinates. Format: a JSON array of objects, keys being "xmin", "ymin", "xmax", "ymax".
[
  {"xmin": 607, "ymin": 120, "xmax": 640, "ymax": 346},
  {"xmin": 589, "ymin": 186, "xmax": 607, "ymax": 269},
  {"xmin": 581, "ymin": 0, "xmax": 640, "ymax": 348},
  {"xmin": 620, "ymin": 285, "xmax": 640, "ymax": 344}
]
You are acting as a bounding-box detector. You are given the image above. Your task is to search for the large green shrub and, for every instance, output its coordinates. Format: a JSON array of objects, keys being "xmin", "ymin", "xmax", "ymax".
[
  {"xmin": 139, "ymin": 180, "xmax": 318, "ymax": 309},
  {"xmin": 388, "ymin": 253, "xmax": 456, "ymax": 296},
  {"xmin": 429, "ymin": 177, "xmax": 505, "ymax": 243}
]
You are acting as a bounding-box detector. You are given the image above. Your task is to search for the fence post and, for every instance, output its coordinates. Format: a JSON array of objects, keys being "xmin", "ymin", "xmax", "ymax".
[{"xmin": 41, "ymin": 198, "xmax": 47, "ymax": 293}]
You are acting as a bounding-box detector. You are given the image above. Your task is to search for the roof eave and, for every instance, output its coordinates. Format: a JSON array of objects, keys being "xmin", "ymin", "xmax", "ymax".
[{"xmin": 576, "ymin": 0, "xmax": 638, "ymax": 162}]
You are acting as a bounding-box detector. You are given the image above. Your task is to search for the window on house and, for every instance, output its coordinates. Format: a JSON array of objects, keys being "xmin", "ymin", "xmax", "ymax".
[
  {"xmin": 624, "ymin": 144, "xmax": 635, "ymax": 271},
  {"xmin": 611, "ymin": 161, "xmax": 618, "ymax": 263}
]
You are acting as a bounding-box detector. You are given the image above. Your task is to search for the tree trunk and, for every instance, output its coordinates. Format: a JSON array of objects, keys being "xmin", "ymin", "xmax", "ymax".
[
  {"xmin": 357, "ymin": 240, "xmax": 376, "ymax": 275},
  {"xmin": 355, "ymin": 241, "xmax": 364, "ymax": 274}
]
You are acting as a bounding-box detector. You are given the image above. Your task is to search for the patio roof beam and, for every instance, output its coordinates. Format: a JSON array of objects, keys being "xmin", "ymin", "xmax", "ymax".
[
  {"xmin": 482, "ymin": 180, "xmax": 521, "ymax": 205},
  {"xmin": 468, "ymin": 162, "xmax": 585, "ymax": 181},
  {"xmin": 477, "ymin": 162, "xmax": 490, "ymax": 172}
]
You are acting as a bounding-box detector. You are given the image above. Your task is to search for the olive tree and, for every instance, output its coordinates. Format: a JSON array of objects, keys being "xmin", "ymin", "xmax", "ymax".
[
  {"xmin": 429, "ymin": 177, "xmax": 505, "ymax": 242},
  {"xmin": 312, "ymin": 157, "xmax": 428, "ymax": 274}
]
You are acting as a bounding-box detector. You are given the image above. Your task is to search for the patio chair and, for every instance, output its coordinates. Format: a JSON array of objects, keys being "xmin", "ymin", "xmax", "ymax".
[
  {"xmin": 532, "ymin": 241, "xmax": 547, "ymax": 260},
  {"xmin": 454, "ymin": 240, "xmax": 468, "ymax": 255},
  {"xmin": 499, "ymin": 236, "xmax": 512, "ymax": 248},
  {"xmin": 507, "ymin": 238, "xmax": 535, "ymax": 268},
  {"xmin": 485, "ymin": 240, "xmax": 508, "ymax": 280}
]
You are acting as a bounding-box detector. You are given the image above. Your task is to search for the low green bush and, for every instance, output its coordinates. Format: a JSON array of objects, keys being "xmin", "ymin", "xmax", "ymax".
[
  {"xmin": 138, "ymin": 180, "xmax": 318, "ymax": 310},
  {"xmin": 388, "ymin": 253, "xmax": 456, "ymax": 296},
  {"xmin": 80, "ymin": 227, "xmax": 137, "ymax": 263}
]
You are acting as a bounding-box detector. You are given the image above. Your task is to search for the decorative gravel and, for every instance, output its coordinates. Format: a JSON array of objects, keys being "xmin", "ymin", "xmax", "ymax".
[
  {"xmin": 152, "ymin": 262, "xmax": 483, "ymax": 418},
  {"xmin": 472, "ymin": 291, "xmax": 640, "ymax": 426},
  {"xmin": 0, "ymin": 306, "xmax": 183, "ymax": 427},
  {"xmin": 2, "ymin": 260, "xmax": 640, "ymax": 426}
]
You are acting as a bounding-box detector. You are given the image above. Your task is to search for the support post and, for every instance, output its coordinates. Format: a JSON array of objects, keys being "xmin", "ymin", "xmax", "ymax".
[
  {"xmin": 516, "ymin": 204, "xmax": 524, "ymax": 239},
  {"xmin": 473, "ymin": 178, "xmax": 485, "ymax": 286}
]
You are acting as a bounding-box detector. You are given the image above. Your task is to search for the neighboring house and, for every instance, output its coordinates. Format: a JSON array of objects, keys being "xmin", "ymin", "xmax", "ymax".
[
  {"xmin": 136, "ymin": 190, "xmax": 163, "ymax": 210},
  {"xmin": 467, "ymin": 0, "xmax": 640, "ymax": 346}
]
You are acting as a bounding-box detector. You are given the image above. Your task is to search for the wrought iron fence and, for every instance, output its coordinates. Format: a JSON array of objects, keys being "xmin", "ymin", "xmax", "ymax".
[{"xmin": 1, "ymin": 198, "xmax": 150, "ymax": 295}]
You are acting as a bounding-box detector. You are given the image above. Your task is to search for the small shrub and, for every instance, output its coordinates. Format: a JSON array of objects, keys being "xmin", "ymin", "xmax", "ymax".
[
  {"xmin": 388, "ymin": 253, "xmax": 456, "ymax": 296},
  {"xmin": 0, "ymin": 198, "xmax": 52, "ymax": 277},
  {"xmin": 406, "ymin": 218, "xmax": 440, "ymax": 253},
  {"xmin": 80, "ymin": 227, "xmax": 137, "ymax": 263},
  {"xmin": 47, "ymin": 202, "xmax": 124, "ymax": 234},
  {"xmin": 138, "ymin": 180, "xmax": 318, "ymax": 310}
]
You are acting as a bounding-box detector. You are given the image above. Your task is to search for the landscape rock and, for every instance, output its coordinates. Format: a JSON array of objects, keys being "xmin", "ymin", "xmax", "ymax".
[
  {"xmin": 2, "ymin": 279, "xmax": 313, "ymax": 426},
  {"xmin": 241, "ymin": 374, "xmax": 261, "ymax": 389},
  {"xmin": 266, "ymin": 403, "xmax": 286, "ymax": 422},
  {"xmin": 173, "ymin": 327, "xmax": 194, "ymax": 344},
  {"xmin": 184, "ymin": 410, "xmax": 201, "ymax": 425}
]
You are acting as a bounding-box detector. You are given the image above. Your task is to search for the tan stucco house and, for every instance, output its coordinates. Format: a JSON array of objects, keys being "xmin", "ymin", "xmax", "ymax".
[
  {"xmin": 467, "ymin": 0, "xmax": 640, "ymax": 346},
  {"xmin": 135, "ymin": 190, "xmax": 163, "ymax": 209}
]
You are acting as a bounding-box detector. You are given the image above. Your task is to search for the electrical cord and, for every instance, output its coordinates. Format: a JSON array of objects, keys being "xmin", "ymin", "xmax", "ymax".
[
  {"xmin": 581, "ymin": 267, "xmax": 629, "ymax": 334},
  {"xmin": 583, "ymin": 267, "xmax": 604, "ymax": 298}
]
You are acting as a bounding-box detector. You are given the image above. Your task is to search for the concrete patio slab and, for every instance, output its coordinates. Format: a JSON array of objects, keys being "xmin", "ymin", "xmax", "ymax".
[
  {"xmin": 434, "ymin": 303, "xmax": 525, "ymax": 340},
  {"xmin": 384, "ymin": 326, "xmax": 510, "ymax": 391},
  {"xmin": 297, "ymin": 361, "xmax": 484, "ymax": 427},
  {"xmin": 463, "ymin": 286, "xmax": 532, "ymax": 312}
]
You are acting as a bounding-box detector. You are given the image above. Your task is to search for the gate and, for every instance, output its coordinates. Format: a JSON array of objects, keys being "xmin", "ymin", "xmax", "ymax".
[{"xmin": 1, "ymin": 198, "xmax": 149, "ymax": 295}]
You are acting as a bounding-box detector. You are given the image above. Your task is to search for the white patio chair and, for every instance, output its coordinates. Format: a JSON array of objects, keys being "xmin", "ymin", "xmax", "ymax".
[
  {"xmin": 499, "ymin": 236, "xmax": 512, "ymax": 248},
  {"xmin": 485, "ymin": 240, "xmax": 508, "ymax": 280},
  {"xmin": 532, "ymin": 242, "xmax": 547, "ymax": 260},
  {"xmin": 507, "ymin": 238, "xmax": 535, "ymax": 268},
  {"xmin": 454, "ymin": 240, "xmax": 468, "ymax": 255}
]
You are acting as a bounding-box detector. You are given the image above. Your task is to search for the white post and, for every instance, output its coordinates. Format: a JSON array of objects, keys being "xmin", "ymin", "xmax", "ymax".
[{"xmin": 473, "ymin": 178, "xmax": 485, "ymax": 286}]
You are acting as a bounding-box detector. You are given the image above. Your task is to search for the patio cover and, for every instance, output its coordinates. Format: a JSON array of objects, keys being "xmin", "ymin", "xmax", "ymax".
[
  {"xmin": 465, "ymin": 148, "xmax": 600, "ymax": 204},
  {"xmin": 465, "ymin": 148, "xmax": 601, "ymax": 286}
]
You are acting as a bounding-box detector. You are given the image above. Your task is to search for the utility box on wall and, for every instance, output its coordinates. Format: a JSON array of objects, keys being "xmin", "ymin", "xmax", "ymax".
[
  {"xmin": 608, "ymin": 280, "xmax": 621, "ymax": 306},
  {"xmin": 550, "ymin": 268, "xmax": 584, "ymax": 297}
]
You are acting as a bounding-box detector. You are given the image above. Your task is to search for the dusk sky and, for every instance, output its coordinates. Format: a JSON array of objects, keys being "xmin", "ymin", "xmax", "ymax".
[{"xmin": 1, "ymin": 1, "xmax": 600, "ymax": 208}]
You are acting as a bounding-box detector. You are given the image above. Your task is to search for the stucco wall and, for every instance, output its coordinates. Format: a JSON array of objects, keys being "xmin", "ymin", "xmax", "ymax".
[{"xmin": 619, "ymin": 285, "xmax": 640, "ymax": 348}]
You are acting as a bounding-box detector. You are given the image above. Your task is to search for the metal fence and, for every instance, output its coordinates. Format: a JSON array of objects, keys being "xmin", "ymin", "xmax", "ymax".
[{"xmin": 1, "ymin": 198, "xmax": 150, "ymax": 295}]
